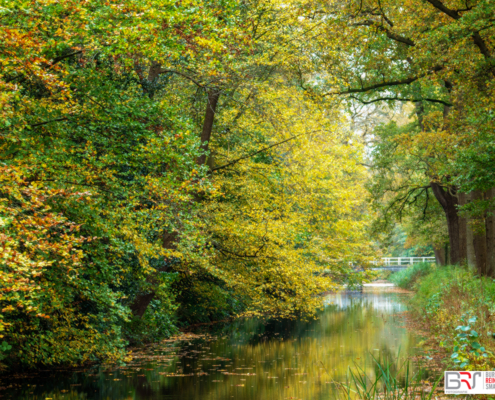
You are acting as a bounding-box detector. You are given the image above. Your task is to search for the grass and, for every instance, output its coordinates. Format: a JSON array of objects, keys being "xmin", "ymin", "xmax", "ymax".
[
  {"xmin": 337, "ymin": 354, "xmax": 441, "ymax": 400},
  {"xmin": 388, "ymin": 263, "xmax": 435, "ymax": 289}
]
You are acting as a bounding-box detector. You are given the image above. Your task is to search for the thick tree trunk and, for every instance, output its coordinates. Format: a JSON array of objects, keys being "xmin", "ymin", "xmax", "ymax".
[
  {"xmin": 457, "ymin": 193, "xmax": 468, "ymax": 264},
  {"xmin": 464, "ymin": 191, "xmax": 477, "ymax": 267},
  {"xmin": 430, "ymin": 182, "xmax": 461, "ymax": 264},
  {"xmin": 471, "ymin": 190, "xmax": 488, "ymax": 275},
  {"xmin": 485, "ymin": 189, "xmax": 495, "ymax": 277}
]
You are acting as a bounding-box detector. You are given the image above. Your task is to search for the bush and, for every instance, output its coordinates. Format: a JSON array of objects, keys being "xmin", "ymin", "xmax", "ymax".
[{"xmin": 388, "ymin": 262, "xmax": 435, "ymax": 289}]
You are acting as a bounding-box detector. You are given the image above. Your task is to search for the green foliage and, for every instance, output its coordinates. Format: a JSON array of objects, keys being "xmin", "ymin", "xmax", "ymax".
[
  {"xmin": 124, "ymin": 273, "xmax": 179, "ymax": 345},
  {"xmin": 375, "ymin": 269, "xmax": 393, "ymax": 281},
  {"xmin": 0, "ymin": 341, "xmax": 12, "ymax": 366},
  {"xmin": 174, "ymin": 274, "xmax": 246, "ymax": 327},
  {"xmin": 388, "ymin": 263, "xmax": 435, "ymax": 289},
  {"xmin": 367, "ymin": 119, "xmax": 449, "ymax": 255},
  {"xmin": 0, "ymin": 5, "xmax": 209, "ymax": 366},
  {"xmin": 0, "ymin": 0, "xmax": 378, "ymax": 370},
  {"xmin": 407, "ymin": 265, "xmax": 495, "ymax": 369},
  {"xmin": 450, "ymin": 315, "xmax": 492, "ymax": 368},
  {"xmin": 379, "ymin": 226, "xmax": 435, "ymax": 258}
]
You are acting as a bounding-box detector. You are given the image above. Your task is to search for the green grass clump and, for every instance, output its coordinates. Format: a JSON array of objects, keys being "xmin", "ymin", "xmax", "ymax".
[
  {"xmin": 337, "ymin": 354, "xmax": 440, "ymax": 400},
  {"xmin": 388, "ymin": 263, "xmax": 435, "ymax": 289}
]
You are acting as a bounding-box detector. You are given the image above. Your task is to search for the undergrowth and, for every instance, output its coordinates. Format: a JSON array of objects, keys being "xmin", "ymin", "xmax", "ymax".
[{"xmin": 392, "ymin": 264, "xmax": 495, "ymax": 370}]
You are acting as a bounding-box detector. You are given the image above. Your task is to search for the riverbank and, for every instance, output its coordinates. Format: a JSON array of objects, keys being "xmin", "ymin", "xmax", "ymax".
[{"xmin": 390, "ymin": 263, "xmax": 495, "ymax": 371}]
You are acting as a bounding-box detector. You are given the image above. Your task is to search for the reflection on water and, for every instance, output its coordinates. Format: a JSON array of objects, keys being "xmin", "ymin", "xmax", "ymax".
[
  {"xmin": 327, "ymin": 292, "xmax": 407, "ymax": 313},
  {"xmin": 2, "ymin": 290, "xmax": 420, "ymax": 400}
]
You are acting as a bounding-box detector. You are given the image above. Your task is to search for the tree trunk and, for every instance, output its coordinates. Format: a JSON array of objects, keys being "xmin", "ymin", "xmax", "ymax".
[
  {"xmin": 129, "ymin": 90, "xmax": 220, "ymax": 318},
  {"xmin": 485, "ymin": 189, "xmax": 495, "ymax": 277},
  {"xmin": 430, "ymin": 182, "xmax": 461, "ymax": 264},
  {"xmin": 464, "ymin": 190, "xmax": 477, "ymax": 267},
  {"xmin": 458, "ymin": 192, "xmax": 468, "ymax": 264},
  {"xmin": 197, "ymin": 90, "xmax": 220, "ymax": 166},
  {"xmin": 433, "ymin": 245, "xmax": 445, "ymax": 266},
  {"xmin": 467, "ymin": 219, "xmax": 476, "ymax": 267},
  {"xmin": 471, "ymin": 190, "xmax": 488, "ymax": 275},
  {"xmin": 130, "ymin": 293, "xmax": 155, "ymax": 318},
  {"xmin": 128, "ymin": 232, "xmax": 178, "ymax": 317},
  {"xmin": 445, "ymin": 243, "xmax": 450, "ymax": 265}
]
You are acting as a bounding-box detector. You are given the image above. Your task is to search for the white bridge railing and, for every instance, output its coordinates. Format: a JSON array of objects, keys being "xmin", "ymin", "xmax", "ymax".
[{"xmin": 371, "ymin": 257, "xmax": 436, "ymax": 266}]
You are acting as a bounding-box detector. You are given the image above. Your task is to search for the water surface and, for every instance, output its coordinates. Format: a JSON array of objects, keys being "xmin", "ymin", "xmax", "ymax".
[{"xmin": 2, "ymin": 290, "xmax": 421, "ymax": 400}]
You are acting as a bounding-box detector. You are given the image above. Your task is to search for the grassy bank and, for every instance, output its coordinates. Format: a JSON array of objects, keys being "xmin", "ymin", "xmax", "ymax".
[{"xmin": 390, "ymin": 263, "xmax": 495, "ymax": 370}]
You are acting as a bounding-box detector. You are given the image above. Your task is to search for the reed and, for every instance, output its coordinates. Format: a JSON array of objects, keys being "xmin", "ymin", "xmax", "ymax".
[{"xmin": 336, "ymin": 354, "xmax": 442, "ymax": 400}]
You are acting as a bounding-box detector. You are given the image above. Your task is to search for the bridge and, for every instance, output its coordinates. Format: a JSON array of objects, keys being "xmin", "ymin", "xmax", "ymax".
[{"xmin": 370, "ymin": 257, "xmax": 435, "ymax": 271}]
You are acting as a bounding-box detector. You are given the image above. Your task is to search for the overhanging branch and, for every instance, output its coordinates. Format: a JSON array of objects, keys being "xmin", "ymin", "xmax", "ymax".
[
  {"xmin": 212, "ymin": 132, "xmax": 308, "ymax": 172},
  {"xmin": 324, "ymin": 66, "xmax": 443, "ymax": 96},
  {"xmin": 350, "ymin": 94, "xmax": 452, "ymax": 106},
  {"xmin": 352, "ymin": 20, "xmax": 415, "ymax": 46},
  {"xmin": 157, "ymin": 68, "xmax": 204, "ymax": 88}
]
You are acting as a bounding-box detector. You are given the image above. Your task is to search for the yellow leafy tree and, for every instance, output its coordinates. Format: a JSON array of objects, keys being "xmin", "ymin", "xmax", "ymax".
[{"xmin": 200, "ymin": 83, "xmax": 374, "ymax": 319}]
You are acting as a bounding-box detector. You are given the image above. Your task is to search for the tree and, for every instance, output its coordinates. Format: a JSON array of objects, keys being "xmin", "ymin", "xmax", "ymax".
[
  {"xmin": 0, "ymin": 0, "xmax": 376, "ymax": 368},
  {"xmin": 316, "ymin": 0, "xmax": 495, "ymax": 273}
]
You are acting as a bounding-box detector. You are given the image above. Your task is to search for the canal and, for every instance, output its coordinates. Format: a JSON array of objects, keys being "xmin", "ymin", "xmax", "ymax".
[{"xmin": 2, "ymin": 289, "xmax": 422, "ymax": 400}]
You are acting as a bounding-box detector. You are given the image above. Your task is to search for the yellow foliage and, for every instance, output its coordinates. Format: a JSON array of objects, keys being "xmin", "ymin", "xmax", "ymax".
[{"xmin": 201, "ymin": 84, "xmax": 374, "ymax": 318}]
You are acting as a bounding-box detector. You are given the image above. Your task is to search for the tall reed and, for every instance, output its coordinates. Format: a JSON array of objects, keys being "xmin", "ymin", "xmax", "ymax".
[{"xmin": 336, "ymin": 354, "xmax": 441, "ymax": 400}]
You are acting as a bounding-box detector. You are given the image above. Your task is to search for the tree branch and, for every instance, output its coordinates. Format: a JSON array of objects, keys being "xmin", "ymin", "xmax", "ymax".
[
  {"xmin": 50, "ymin": 51, "xmax": 83, "ymax": 67},
  {"xmin": 0, "ymin": 117, "xmax": 70, "ymax": 132},
  {"xmin": 425, "ymin": 0, "xmax": 461, "ymax": 19},
  {"xmin": 425, "ymin": 0, "xmax": 492, "ymax": 60},
  {"xmin": 388, "ymin": 186, "xmax": 429, "ymax": 220},
  {"xmin": 353, "ymin": 20, "xmax": 415, "ymax": 46},
  {"xmin": 350, "ymin": 94, "xmax": 452, "ymax": 106},
  {"xmin": 157, "ymin": 68, "xmax": 204, "ymax": 88},
  {"xmin": 325, "ymin": 67, "xmax": 443, "ymax": 96},
  {"xmin": 211, "ymin": 133, "xmax": 306, "ymax": 172},
  {"xmin": 213, "ymin": 239, "xmax": 267, "ymax": 259},
  {"xmin": 29, "ymin": 117, "xmax": 69, "ymax": 128}
]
